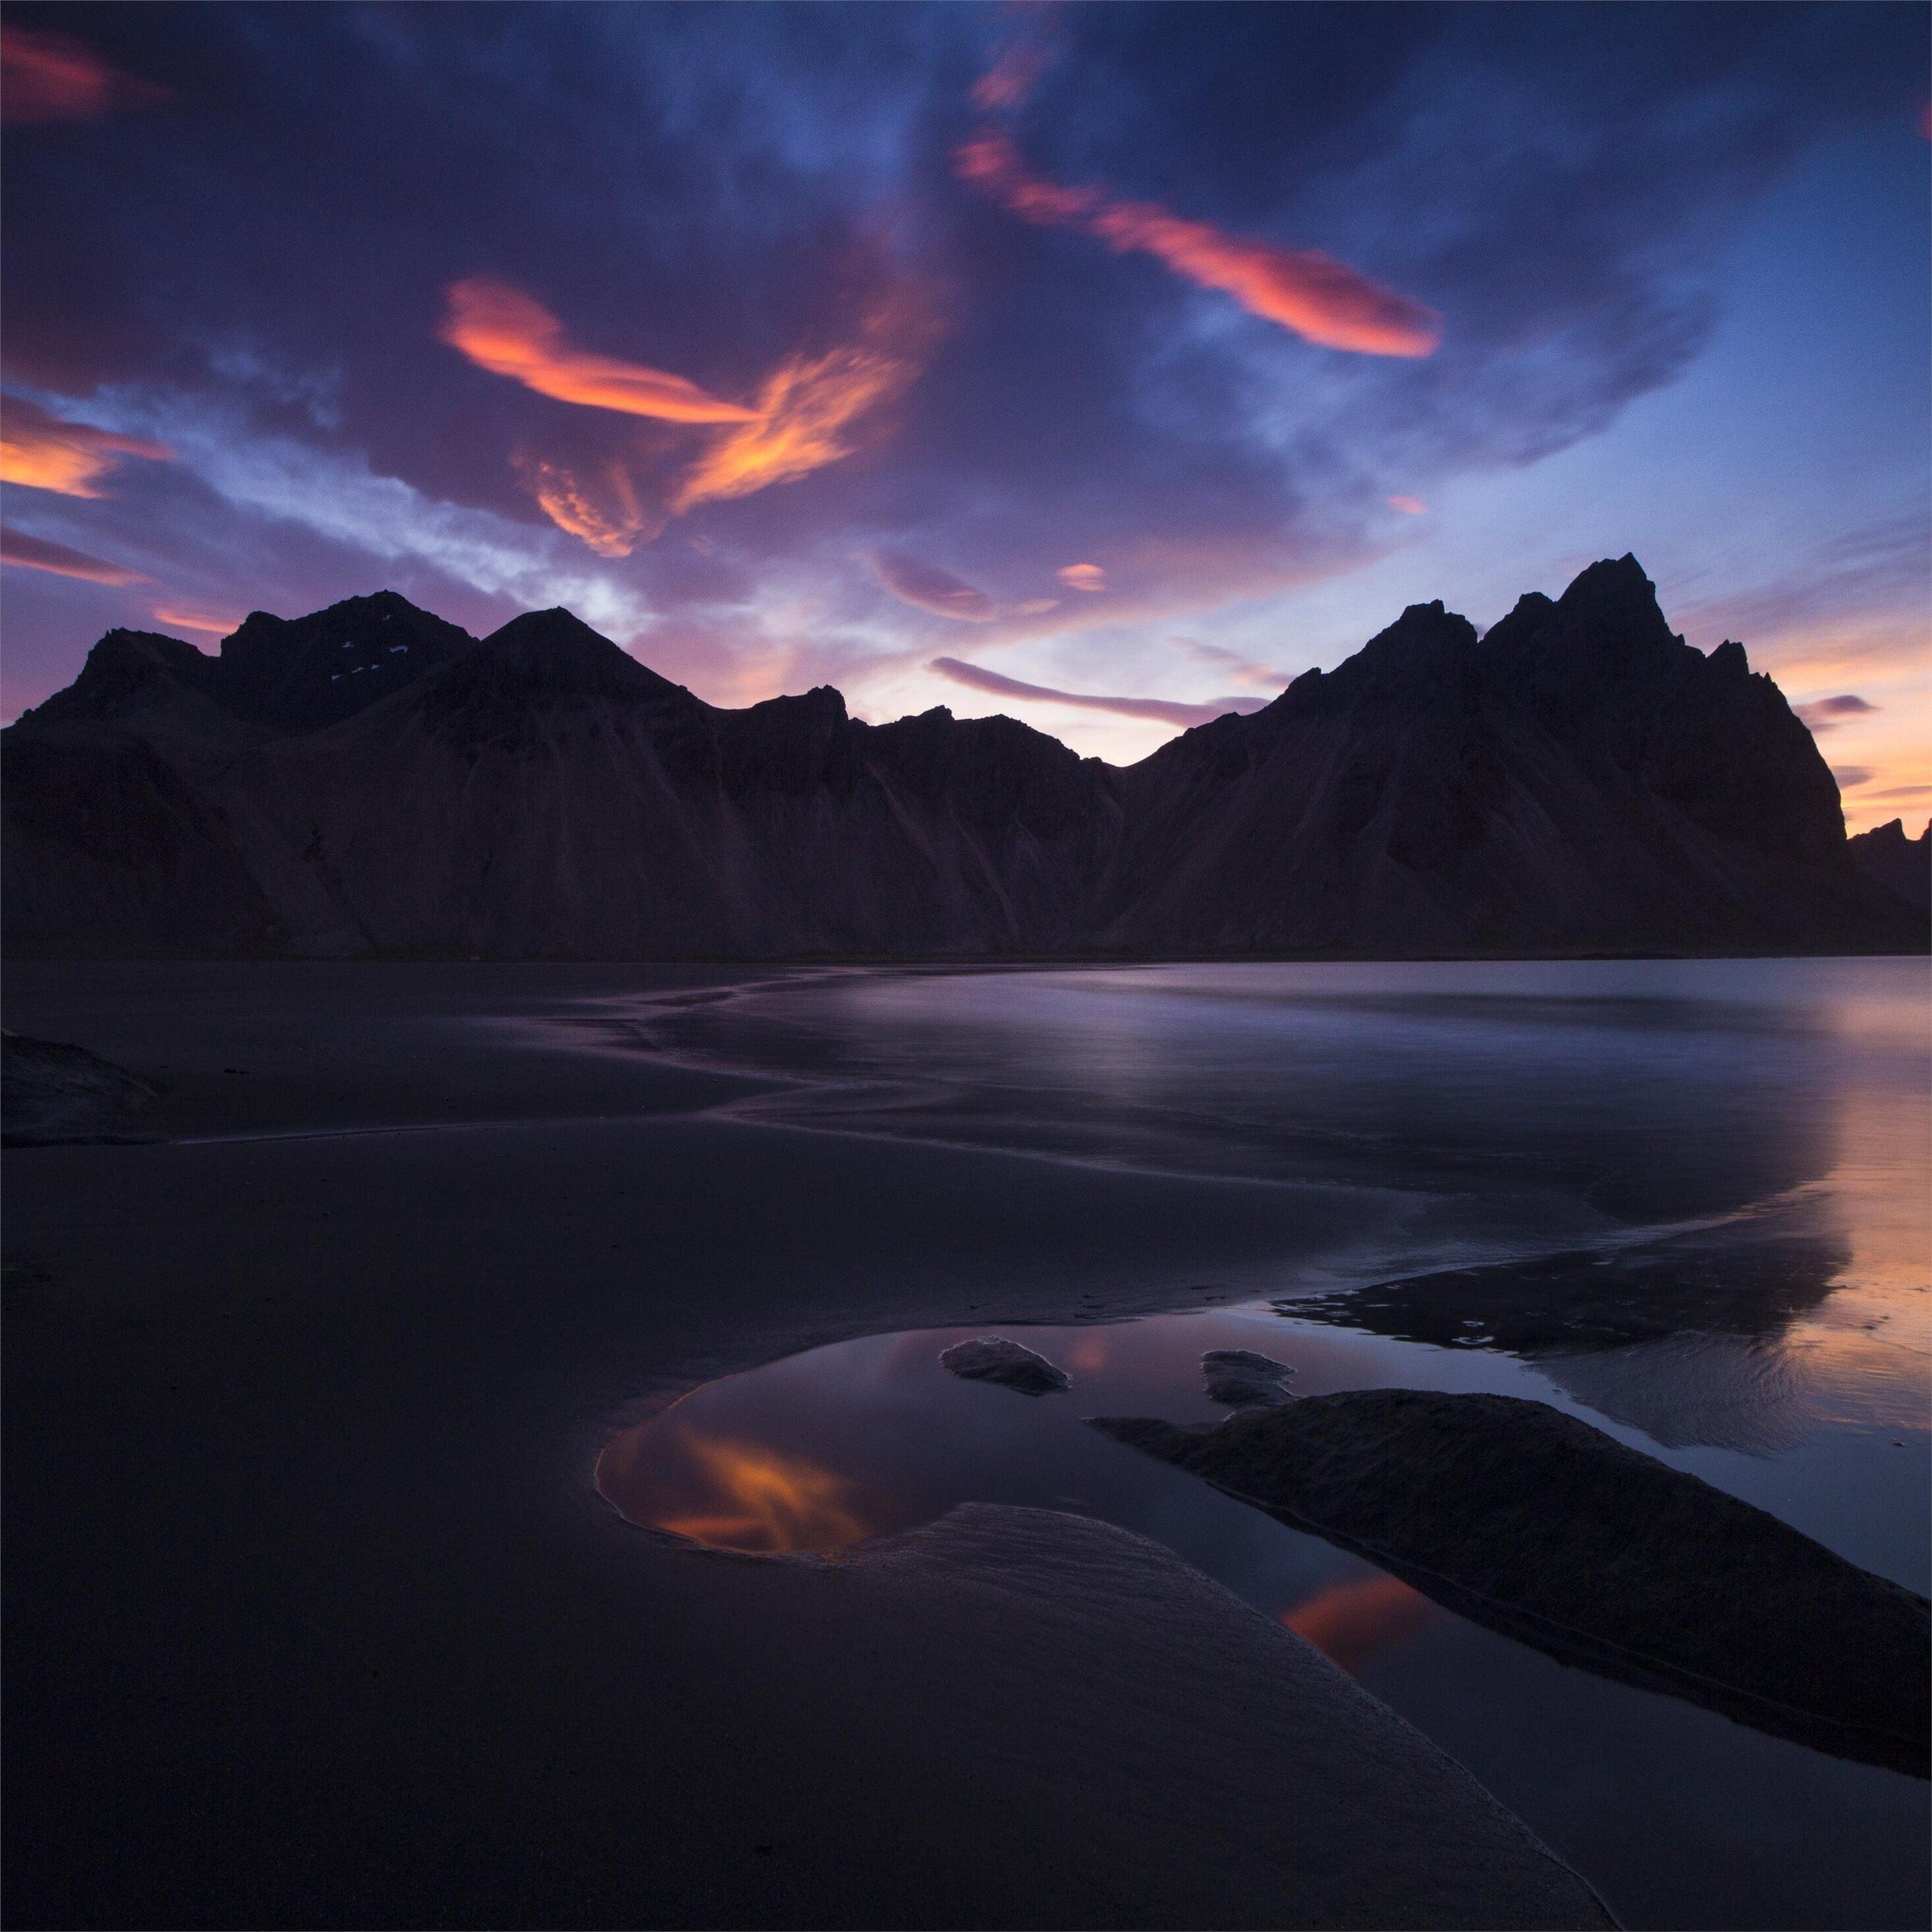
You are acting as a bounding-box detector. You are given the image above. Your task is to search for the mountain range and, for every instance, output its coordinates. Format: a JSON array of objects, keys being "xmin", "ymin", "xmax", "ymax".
[{"xmin": 4, "ymin": 555, "xmax": 1924, "ymax": 959}]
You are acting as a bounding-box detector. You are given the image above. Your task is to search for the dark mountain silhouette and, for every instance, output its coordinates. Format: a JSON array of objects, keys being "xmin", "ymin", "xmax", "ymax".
[
  {"xmin": 1848, "ymin": 817, "xmax": 1930, "ymax": 912},
  {"xmin": 4, "ymin": 558, "xmax": 1923, "ymax": 959}
]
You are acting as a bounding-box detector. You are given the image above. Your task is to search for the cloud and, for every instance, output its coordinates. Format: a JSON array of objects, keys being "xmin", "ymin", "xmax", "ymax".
[
  {"xmin": 1794, "ymin": 693, "xmax": 1878, "ymax": 733},
  {"xmin": 670, "ymin": 294, "xmax": 932, "ymax": 511},
  {"xmin": 439, "ymin": 279, "xmax": 760, "ymax": 424},
  {"xmin": 970, "ymin": 18, "xmax": 1057, "ymax": 114},
  {"xmin": 871, "ymin": 549, "xmax": 999, "ymax": 621},
  {"xmin": 151, "ymin": 606, "xmax": 238, "ymax": 636},
  {"xmin": 1170, "ymin": 636, "xmax": 1288, "ymax": 692},
  {"xmin": 0, "ymin": 396, "xmax": 172, "ymax": 497},
  {"xmin": 443, "ymin": 277, "xmax": 932, "ymax": 542},
  {"xmin": 1057, "ymin": 561, "xmax": 1106, "ymax": 592},
  {"xmin": 929, "ymin": 653, "xmax": 1265, "ymax": 728},
  {"xmin": 1832, "ymin": 766, "xmax": 1873, "ymax": 789},
  {"xmin": 70, "ymin": 389, "xmax": 654, "ymax": 640},
  {"xmin": 0, "ymin": 528, "xmax": 149, "ymax": 585},
  {"xmin": 1385, "ymin": 494, "xmax": 1428, "ymax": 516},
  {"xmin": 955, "ymin": 130, "xmax": 1440, "ymax": 357},
  {"xmin": 0, "ymin": 22, "xmax": 171, "ymax": 125},
  {"xmin": 515, "ymin": 453, "xmax": 663, "ymax": 558},
  {"xmin": 1866, "ymin": 785, "xmax": 1932, "ymax": 801}
]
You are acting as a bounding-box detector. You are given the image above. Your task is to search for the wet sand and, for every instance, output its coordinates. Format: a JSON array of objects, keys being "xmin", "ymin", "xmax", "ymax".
[{"xmin": 2, "ymin": 962, "xmax": 1609, "ymax": 1930}]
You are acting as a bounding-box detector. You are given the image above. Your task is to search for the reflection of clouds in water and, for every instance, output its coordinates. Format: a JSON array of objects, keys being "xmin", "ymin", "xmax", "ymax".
[
  {"xmin": 1282, "ymin": 1573, "xmax": 1443, "ymax": 1675},
  {"xmin": 1066, "ymin": 1332, "xmax": 1114, "ymax": 1374},
  {"xmin": 605, "ymin": 1424, "xmax": 875, "ymax": 1552}
]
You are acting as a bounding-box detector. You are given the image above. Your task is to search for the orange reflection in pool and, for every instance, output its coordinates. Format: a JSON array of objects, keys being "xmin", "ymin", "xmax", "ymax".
[
  {"xmin": 647, "ymin": 1433, "xmax": 870, "ymax": 1553},
  {"xmin": 1282, "ymin": 1573, "xmax": 1441, "ymax": 1674}
]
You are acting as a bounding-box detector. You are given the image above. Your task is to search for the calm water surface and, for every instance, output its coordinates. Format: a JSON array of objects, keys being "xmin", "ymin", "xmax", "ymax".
[{"xmin": 592, "ymin": 960, "xmax": 1930, "ymax": 1931}]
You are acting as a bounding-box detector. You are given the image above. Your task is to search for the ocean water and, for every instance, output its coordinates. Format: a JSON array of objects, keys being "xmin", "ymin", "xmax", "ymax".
[{"xmin": 592, "ymin": 959, "xmax": 1930, "ymax": 1931}]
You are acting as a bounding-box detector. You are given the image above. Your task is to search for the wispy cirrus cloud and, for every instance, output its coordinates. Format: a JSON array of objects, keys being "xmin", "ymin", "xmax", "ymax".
[
  {"xmin": 442, "ymin": 277, "xmax": 932, "ymax": 546},
  {"xmin": 0, "ymin": 528, "xmax": 149, "ymax": 586},
  {"xmin": 930, "ymin": 653, "xmax": 1265, "ymax": 728},
  {"xmin": 0, "ymin": 396, "xmax": 172, "ymax": 497},
  {"xmin": 955, "ymin": 129, "xmax": 1440, "ymax": 358},
  {"xmin": 513, "ymin": 453, "xmax": 663, "ymax": 559},
  {"xmin": 0, "ymin": 22, "xmax": 172, "ymax": 125},
  {"xmin": 671, "ymin": 292, "xmax": 933, "ymax": 513}
]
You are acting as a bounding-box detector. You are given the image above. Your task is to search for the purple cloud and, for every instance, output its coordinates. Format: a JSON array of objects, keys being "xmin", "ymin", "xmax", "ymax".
[{"xmin": 930, "ymin": 654, "xmax": 1266, "ymax": 728}]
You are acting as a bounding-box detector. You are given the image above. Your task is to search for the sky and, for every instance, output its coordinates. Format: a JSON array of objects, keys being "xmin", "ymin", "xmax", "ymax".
[{"xmin": 1, "ymin": 1, "xmax": 1926, "ymax": 827}]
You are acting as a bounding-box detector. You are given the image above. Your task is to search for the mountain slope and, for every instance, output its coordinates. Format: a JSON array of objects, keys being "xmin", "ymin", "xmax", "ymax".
[
  {"xmin": 1095, "ymin": 557, "xmax": 1892, "ymax": 953},
  {"xmin": 1848, "ymin": 819, "xmax": 1930, "ymax": 912},
  {"xmin": 3, "ymin": 559, "xmax": 1921, "ymax": 958}
]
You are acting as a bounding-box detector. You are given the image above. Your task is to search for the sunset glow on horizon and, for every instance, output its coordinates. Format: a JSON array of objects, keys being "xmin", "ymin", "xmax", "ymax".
[{"xmin": 1, "ymin": 4, "xmax": 1924, "ymax": 825}]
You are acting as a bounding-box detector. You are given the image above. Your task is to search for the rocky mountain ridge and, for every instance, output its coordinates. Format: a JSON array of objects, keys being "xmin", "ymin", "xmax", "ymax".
[{"xmin": 4, "ymin": 557, "xmax": 1922, "ymax": 958}]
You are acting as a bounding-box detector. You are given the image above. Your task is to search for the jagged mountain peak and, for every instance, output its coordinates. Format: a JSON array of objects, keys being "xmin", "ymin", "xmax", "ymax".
[
  {"xmin": 208, "ymin": 591, "xmax": 475, "ymax": 733},
  {"xmin": 4, "ymin": 557, "xmax": 1923, "ymax": 960},
  {"xmin": 1551, "ymin": 552, "xmax": 1680, "ymax": 652}
]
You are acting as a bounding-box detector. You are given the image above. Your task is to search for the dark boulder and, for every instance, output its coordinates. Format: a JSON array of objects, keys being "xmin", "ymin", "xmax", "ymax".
[
  {"xmin": 1201, "ymin": 1348, "xmax": 1294, "ymax": 1407},
  {"xmin": 3, "ymin": 1032, "xmax": 160, "ymax": 1146},
  {"xmin": 939, "ymin": 1336, "xmax": 1071, "ymax": 1396},
  {"xmin": 1093, "ymin": 1388, "xmax": 1929, "ymax": 1776}
]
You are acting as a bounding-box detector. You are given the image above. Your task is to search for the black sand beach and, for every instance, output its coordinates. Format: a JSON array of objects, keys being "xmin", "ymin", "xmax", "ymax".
[{"xmin": 4, "ymin": 962, "xmax": 1619, "ymax": 1930}]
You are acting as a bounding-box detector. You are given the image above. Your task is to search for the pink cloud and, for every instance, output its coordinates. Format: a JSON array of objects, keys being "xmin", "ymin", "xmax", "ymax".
[
  {"xmin": 929, "ymin": 654, "xmax": 1267, "ymax": 728},
  {"xmin": 955, "ymin": 131, "xmax": 1440, "ymax": 358},
  {"xmin": 1385, "ymin": 494, "xmax": 1428, "ymax": 516},
  {"xmin": 1057, "ymin": 561, "xmax": 1106, "ymax": 592},
  {"xmin": 0, "ymin": 528, "xmax": 148, "ymax": 585},
  {"xmin": 1793, "ymin": 693, "xmax": 1878, "ymax": 734},
  {"xmin": 152, "ymin": 606, "xmax": 238, "ymax": 636},
  {"xmin": 0, "ymin": 23, "xmax": 171, "ymax": 125},
  {"xmin": 871, "ymin": 550, "xmax": 999, "ymax": 622}
]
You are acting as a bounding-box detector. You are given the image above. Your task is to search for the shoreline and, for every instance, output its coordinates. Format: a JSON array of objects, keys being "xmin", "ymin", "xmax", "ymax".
[{"xmin": 4, "ymin": 958, "xmax": 1618, "ymax": 1929}]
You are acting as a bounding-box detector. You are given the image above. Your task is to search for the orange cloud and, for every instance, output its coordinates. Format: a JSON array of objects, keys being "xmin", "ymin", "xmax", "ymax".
[
  {"xmin": 931, "ymin": 653, "xmax": 1265, "ymax": 728},
  {"xmin": 1058, "ymin": 561, "xmax": 1106, "ymax": 592},
  {"xmin": 0, "ymin": 23, "xmax": 172, "ymax": 125},
  {"xmin": 445, "ymin": 278, "xmax": 932, "ymax": 546},
  {"xmin": 671, "ymin": 307, "xmax": 927, "ymax": 513},
  {"xmin": 440, "ymin": 279, "xmax": 760, "ymax": 424},
  {"xmin": 956, "ymin": 132, "xmax": 1440, "ymax": 358},
  {"xmin": 514, "ymin": 452, "xmax": 661, "ymax": 557},
  {"xmin": 653, "ymin": 1435, "xmax": 869, "ymax": 1552},
  {"xmin": 1281, "ymin": 1573, "xmax": 1441, "ymax": 1675},
  {"xmin": 152, "ymin": 606, "xmax": 237, "ymax": 636},
  {"xmin": 0, "ymin": 528, "xmax": 147, "ymax": 585},
  {"xmin": 1386, "ymin": 494, "xmax": 1428, "ymax": 516},
  {"xmin": 1, "ymin": 397, "xmax": 172, "ymax": 497}
]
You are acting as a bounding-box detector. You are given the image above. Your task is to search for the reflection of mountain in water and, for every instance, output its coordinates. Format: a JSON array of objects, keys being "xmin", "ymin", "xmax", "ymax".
[{"xmin": 1280, "ymin": 1219, "xmax": 1851, "ymax": 1453}]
